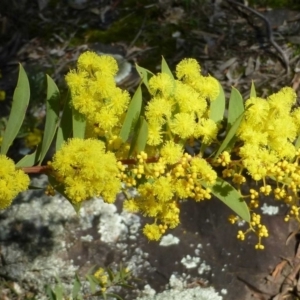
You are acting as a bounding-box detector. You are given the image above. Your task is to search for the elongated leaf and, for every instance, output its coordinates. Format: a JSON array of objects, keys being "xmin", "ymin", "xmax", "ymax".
[
  {"xmin": 215, "ymin": 111, "xmax": 244, "ymax": 158},
  {"xmin": 204, "ymin": 177, "xmax": 250, "ymax": 222},
  {"xmin": 72, "ymin": 109, "xmax": 86, "ymax": 139},
  {"xmin": 56, "ymin": 92, "xmax": 72, "ymax": 151},
  {"xmin": 116, "ymin": 283, "xmax": 134, "ymax": 289},
  {"xmin": 105, "ymin": 293, "xmax": 124, "ymax": 300},
  {"xmin": 28, "ymin": 185, "xmax": 44, "ymax": 190},
  {"xmin": 295, "ymin": 135, "xmax": 300, "ymax": 149},
  {"xmin": 209, "ymin": 82, "xmax": 225, "ymax": 123},
  {"xmin": 86, "ymin": 274, "xmax": 97, "ymax": 293},
  {"xmin": 161, "ymin": 56, "xmax": 174, "ymax": 80},
  {"xmin": 1, "ymin": 64, "xmax": 30, "ymax": 155},
  {"xmin": 48, "ymin": 175, "xmax": 82, "ymax": 213},
  {"xmin": 53, "ymin": 285, "xmax": 63, "ymax": 300},
  {"xmin": 38, "ymin": 75, "xmax": 60, "ymax": 164},
  {"xmin": 227, "ymin": 87, "xmax": 244, "ymax": 131},
  {"xmin": 16, "ymin": 147, "xmax": 40, "ymax": 168},
  {"xmin": 86, "ymin": 265, "xmax": 97, "ymax": 275},
  {"xmin": 120, "ymin": 85, "xmax": 142, "ymax": 142},
  {"xmin": 250, "ymin": 80, "xmax": 256, "ymax": 98},
  {"xmin": 44, "ymin": 286, "xmax": 56, "ymax": 300},
  {"xmin": 72, "ymin": 274, "xmax": 82, "ymax": 298},
  {"xmin": 53, "ymin": 276, "xmax": 64, "ymax": 300},
  {"xmin": 136, "ymin": 117, "xmax": 148, "ymax": 153},
  {"xmin": 106, "ymin": 267, "xmax": 115, "ymax": 282},
  {"xmin": 135, "ymin": 64, "xmax": 154, "ymax": 91},
  {"xmin": 128, "ymin": 115, "xmax": 142, "ymax": 157}
]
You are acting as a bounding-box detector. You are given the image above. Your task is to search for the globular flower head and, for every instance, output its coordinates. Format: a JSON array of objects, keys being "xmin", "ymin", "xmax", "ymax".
[
  {"xmin": 174, "ymin": 81, "xmax": 207, "ymax": 116},
  {"xmin": 149, "ymin": 73, "xmax": 175, "ymax": 97},
  {"xmin": 160, "ymin": 140, "xmax": 183, "ymax": 165},
  {"xmin": 143, "ymin": 223, "xmax": 162, "ymax": 241},
  {"xmin": 147, "ymin": 123, "xmax": 163, "ymax": 146},
  {"xmin": 190, "ymin": 157, "xmax": 217, "ymax": 185},
  {"xmin": 292, "ymin": 108, "xmax": 300, "ymax": 134},
  {"xmin": 176, "ymin": 58, "xmax": 201, "ymax": 81},
  {"xmin": 239, "ymin": 144, "xmax": 278, "ymax": 181},
  {"xmin": 145, "ymin": 96, "xmax": 173, "ymax": 126},
  {"xmin": 244, "ymin": 97, "xmax": 269, "ymax": 127},
  {"xmin": 77, "ymin": 51, "xmax": 118, "ymax": 76},
  {"xmin": 94, "ymin": 268, "xmax": 108, "ymax": 286},
  {"xmin": 25, "ymin": 128, "xmax": 43, "ymax": 149},
  {"xmin": 65, "ymin": 70, "xmax": 89, "ymax": 96},
  {"xmin": 170, "ymin": 113, "xmax": 195, "ymax": 139},
  {"xmin": 237, "ymin": 125, "xmax": 268, "ymax": 146},
  {"xmin": 66, "ymin": 51, "xmax": 130, "ymax": 136},
  {"xmin": 194, "ymin": 118, "xmax": 218, "ymax": 144},
  {"xmin": 152, "ymin": 176, "xmax": 174, "ymax": 202},
  {"xmin": 190, "ymin": 75, "xmax": 220, "ymax": 101},
  {"xmin": 0, "ymin": 155, "xmax": 30, "ymax": 209},
  {"xmin": 51, "ymin": 138, "xmax": 121, "ymax": 204},
  {"xmin": 267, "ymin": 87, "xmax": 296, "ymax": 116}
]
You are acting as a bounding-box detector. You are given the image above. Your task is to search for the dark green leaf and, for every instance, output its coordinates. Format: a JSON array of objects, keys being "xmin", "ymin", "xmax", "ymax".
[
  {"xmin": 86, "ymin": 265, "xmax": 97, "ymax": 275},
  {"xmin": 56, "ymin": 92, "xmax": 72, "ymax": 151},
  {"xmin": 161, "ymin": 56, "xmax": 174, "ymax": 80},
  {"xmin": 215, "ymin": 111, "xmax": 244, "ymax": 158},
  {"xmin": 45, "ymin": 285, "xmax": 56, "ymax": 300},
  {"xmin": 53, "ymin": 277, "xmax": 64, "ymax": 300},
  {"xmin": 227, "ymin": 87, "xmax": 244, "ymax": 131},
  {"xmin": 105, "ymin": 293, "xmax": 124, "ymax": 300},
  {"xmin": 53, "ymin": 285, "xmax": 64, "ymax": 300},
  {"xmin": 28, "ymin": 185, "xmax": 44, "ymax": 190},
  {"xmin": 119, "ymin": 265, "xmax": 129, "ymax": 280},
  {"xmin": 128, "ymin": 115, "xmax": 144, "ymax": 158},
  {"xmin": 120, "ymin": 85, "xmax": 142, "ymax": 142},
  {"xmin": 106, "ymin": 268, "xmax": 114, "ymax": 282},
  {"xmin": 250, "ymin": 80, "xmax": 256, "ymax": 98},
  {"xmin": 16, "ymin": 147, "xmax": 40, "ymax": 168},
  {"xmin": 72, "ymin": 109, "xmax": 86, "ymax": 139},
  {"xmin": 1, "ymin": 64, "xmax": 30, "ymax": 155},
  {"xmin": 38, "ymin": 75, "xmax": 60, "ymax": 164},
  {"xmin": 209, "ymin": 82, "xmax": 225, "ymax": 123},
  {"xmin": 135, "ymin": 64, "xmax": 154, "ymax": 91},
  {"xmin": 72, "ymin": 273, "xmax": 82, "ymax": 298},
  {"xmin": 203, "ymin": 177, "xmax": 250, "ymax": 222},
  {"xmin": 86, "ymin": 274, "xmax": 97, "ymax": 293},
  {"xmin": 116, "ymin": 283, "xmax": 134, "ymax": 289},
  {"xmin": 136, "ymin": 117, "xmax": 148, "ymax": 153},
  {"xmin": 48, "ymin": 175, "xmax": 82, "ymax": 214}
]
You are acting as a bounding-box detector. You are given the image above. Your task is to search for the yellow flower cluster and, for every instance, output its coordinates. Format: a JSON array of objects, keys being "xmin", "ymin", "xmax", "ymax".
[
  {"xmin": 238, "ymin": 87, "xmax": 298, "ymax": 181},
  {"xmin": 123, "ymin": 151, "xmax": 217, "ymax": 240},
  {"xmin": 50, "ymin": 138, "xmax": 121, "ymax": 204},
  {"xmin": 25, "ymin": 128, "xmax": 43, "ymax": 149},
  {"xmin": 236, "ymin": 213, "xmax": 269, "ymax": 250},
  {"xmin": 284, "ymin": 205, "xmax": 300, "ymax": 222},
  {"xmin": 0, "ymin": 155, "xmax": 30, "ymax": 209},
  {"xmin": 212, "ymin": 88, "xmax": 300, "ymax": 249},
  {"xmin": 65, "ymin": 51, "xmax": 130, "ymax": 136},
  {"xmin": 94, "ymin": 267, "xmax": 109, "ymax": 291},
  {"xmin": 146, "ymin": 58, "xmax": 219, "ymax": 146}
]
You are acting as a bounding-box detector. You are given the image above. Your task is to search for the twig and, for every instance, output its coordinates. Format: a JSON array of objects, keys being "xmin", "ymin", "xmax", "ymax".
[
  {"xmin": 225, "ymin": 0, "xmax": 290, "ymax": 74},
  {"xmin": 129, "ymin": 18, "xmax": 147, "ymax": 49}
]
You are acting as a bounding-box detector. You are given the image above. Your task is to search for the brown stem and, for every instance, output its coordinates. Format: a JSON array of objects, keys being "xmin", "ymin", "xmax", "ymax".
[
  {"xmin": 20, "ymin": 157, "xmax": 160, "ymax": 174},
  {"xmin": 21, "ymin": 165, "xmax": 51, "ymax": 174},
  {"xmin": 119, "ymin": 157, "xmax": 159, "ymax": 164}
]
